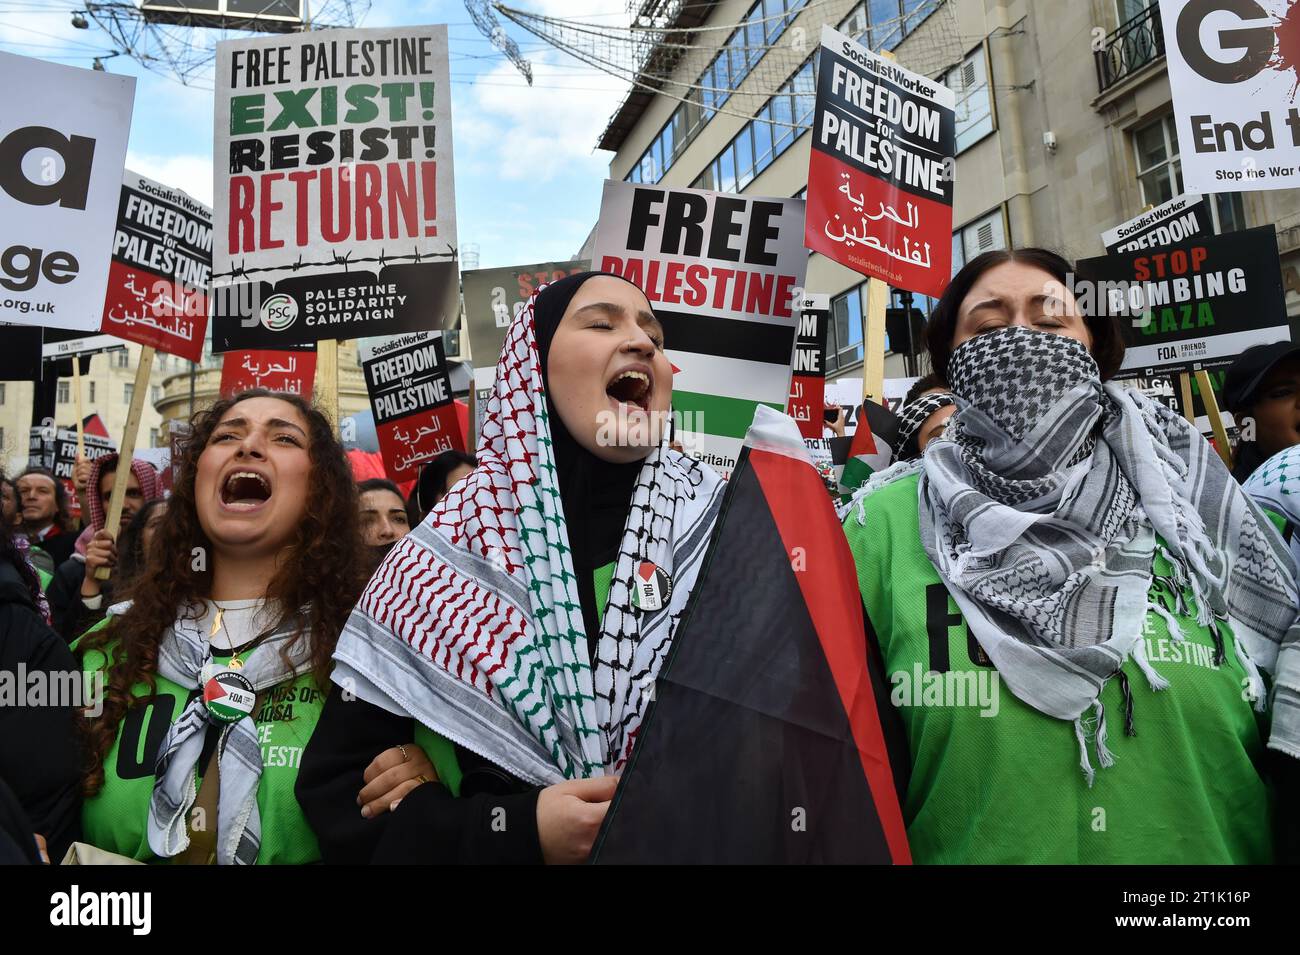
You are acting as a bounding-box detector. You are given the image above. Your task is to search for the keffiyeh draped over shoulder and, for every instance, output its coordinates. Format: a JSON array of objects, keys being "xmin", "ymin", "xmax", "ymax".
[
  {"xmin": 333, "ymin": 282, "xmax": 725, "ymax": 785},
  {"xmin": 1244, "ymin": 445, "xmax": 1300, "ymax": 759},
  {"xmin": 850, "ymin": 327, "xmax": 1300, "ymax": 776}
]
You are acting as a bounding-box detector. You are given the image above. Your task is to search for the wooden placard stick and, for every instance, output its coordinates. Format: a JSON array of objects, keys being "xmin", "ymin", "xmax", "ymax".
[
  {"xmin": 862, "ymin": 278, "xmax": 890, "ymax": 404},
  {"xmin": 1178, "ymin": 372, "xmax": 1195, "ymax": 425},
  {"xmin": 94, "ymin": 345, "xmax": 155, "ymax": 581},
  {"xmin": 1194, "ymin": 368, "xmax": 1232, "ymax": 469},
  {"xmin": 72, "ymin": 357, "xmax": 85, "ymax": 458}
]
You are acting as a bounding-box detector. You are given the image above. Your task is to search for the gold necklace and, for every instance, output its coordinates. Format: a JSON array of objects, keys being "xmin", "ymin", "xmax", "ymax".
[{"xmin": 209, "ymin": 600, "xmax": 256, "ymax": 670}]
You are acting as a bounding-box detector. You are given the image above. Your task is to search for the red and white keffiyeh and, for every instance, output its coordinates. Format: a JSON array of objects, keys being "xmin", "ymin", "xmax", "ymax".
[{"xmin": 334, "ymin": 285, "xmax": 724, "ymax": 784}]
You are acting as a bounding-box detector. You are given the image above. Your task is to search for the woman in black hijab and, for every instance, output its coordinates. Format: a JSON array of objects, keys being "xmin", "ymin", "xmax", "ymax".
[{"xmin": 298, "ymin": 272, "xmax": 724, "ymax": 863}]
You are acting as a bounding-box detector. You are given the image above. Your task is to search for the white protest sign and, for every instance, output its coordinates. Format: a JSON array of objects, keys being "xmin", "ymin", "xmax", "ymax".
[
  {"xmin": 0, "ymin": 52, "xmax": 135, "ymax": 330},
  {"xmin": 1159, "ymin": 0, "xmax": 1300, "ymax": 191}
]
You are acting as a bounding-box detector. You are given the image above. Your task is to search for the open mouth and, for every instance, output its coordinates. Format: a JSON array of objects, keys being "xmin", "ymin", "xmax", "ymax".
[
  {"xmin": 221, "ymin": 470, "xmax": 272, "ymax": 510},
  {"xmin": 606, "ymin": 368, "xmax": 652, "ymax": 413}
]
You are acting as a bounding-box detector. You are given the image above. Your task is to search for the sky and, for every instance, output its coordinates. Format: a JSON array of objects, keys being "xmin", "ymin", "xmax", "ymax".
[{"xmin": 0, "ymin": 0, "xmax": 633, "ymax": 269}]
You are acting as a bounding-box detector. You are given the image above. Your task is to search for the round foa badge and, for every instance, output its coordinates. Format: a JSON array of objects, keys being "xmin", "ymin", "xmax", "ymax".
[
  {"xmin": 204, "ymin": 670, "xmax": 257, "ymax": 723},
  {"xmin": 633, "ymin": 561, "xmax": 672, "ymax": 613}
]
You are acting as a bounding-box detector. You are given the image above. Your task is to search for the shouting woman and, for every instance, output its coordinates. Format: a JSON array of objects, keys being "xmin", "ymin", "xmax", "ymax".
[
  {"xmin": 75, "ymin": 391, "xmax": 425, "ymax": 864},
  {"xmin": 298, "ymin": 273, "xmax": 725, "ymax": 863}
]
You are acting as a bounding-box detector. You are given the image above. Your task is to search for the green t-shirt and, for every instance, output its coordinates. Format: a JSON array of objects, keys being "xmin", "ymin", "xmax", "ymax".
[
  {"xmin": 36, "ymin": 567, "xmax": 52, "ymax": 592},
  {"xmin": 844, "ymin": 472, "xmax": 1273, "ymax": 865},
  {"xmin": 78, "ymin": 629, "xmax": 329, "ymax": 865}
]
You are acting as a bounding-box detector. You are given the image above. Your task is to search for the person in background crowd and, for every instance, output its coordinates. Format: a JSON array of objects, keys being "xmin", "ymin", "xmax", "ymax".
[
  {"xmin": 894, "ymin": 374, "xmax": 956, "ymax": 461},
  {"xmin": 358, "ymin": 478, "xmax": 410, "ymax": 546},
  {"xmin": 0, "ymin": 469, "xmax": 82, "ymax": 863},
  {"xmin": 16, "ymin": 468, "xmax": 76, "ymax": 566},
  {"xmin": 115, "ymin": 499, "xmax": 168, "ymax": 590},
  {"xmin": 406, "ymin": 449, "xmax": 476, "ymax": 527},
  {"xmin": 48, "ymin": 455, "xmax": 161, "ymax": 642},
  {"xmin": 74, "ymin": 391, "xmax": 429, "ymax": 864},
  {"xmin": 2, "ymin": 477, "xmax": 21, "ymax": 529},
  {"xmin": 1224, "ymin": 341, "xmax": 1300, "ymax": 483},
  {"xmin": 357, "ymin": 478, "xmax": 411, "ymax": 570},
  {"xmin": 298, "ymin": 273, "xmax": 726, "ymax": 864},
  {"xmin": 843, "ymin": 248, "xmax": 1294, "ymax": 864}
]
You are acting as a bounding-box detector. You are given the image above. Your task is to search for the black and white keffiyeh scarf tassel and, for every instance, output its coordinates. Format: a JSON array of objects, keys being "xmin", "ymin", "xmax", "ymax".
[{"xmin": 1074, "ymin": 699, "xmax": 1116, "ymax": 789}]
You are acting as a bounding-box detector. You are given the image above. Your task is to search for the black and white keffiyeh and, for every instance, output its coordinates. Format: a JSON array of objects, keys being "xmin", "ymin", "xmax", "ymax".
[
  {"xmin": 853, "ymin": 327, "xmax": 1300, "ymax": 779},
  {"xmin": 144, "ymin": 605, "xmax": 313, "ymax": 865},
  {"xmin": 1244, "ymin": 445, "xmax": 1300, "ymax": 759},
  {"xmin": 895, "ymin": 391, "xmax": 956, "ymax": 458}
]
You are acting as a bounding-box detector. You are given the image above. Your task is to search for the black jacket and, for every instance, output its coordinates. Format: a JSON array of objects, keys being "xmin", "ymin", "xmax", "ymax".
[
  {"xmin": 33, "ymin": 530, "xmax": 76, "ymax": 568},
  {"xmin": 47, "ymin": 556, "xmax": 111, "ymax": 644},
  {"xmin": 0, "ymin": 554, "xmax": 83, "ymax": 861},
  {"xmin": 296, "ymin": 687, "xmax": 543, "ymax": 864}
]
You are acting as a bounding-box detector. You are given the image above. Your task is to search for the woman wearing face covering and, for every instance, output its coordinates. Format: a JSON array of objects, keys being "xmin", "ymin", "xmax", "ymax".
[
  {"xmin": 297, "ymin": 273, "xmax": 725, "ymax": 864},
  {"xmin": 843, "ymin": 249, "xmax": 1299, "ymax": 864}
]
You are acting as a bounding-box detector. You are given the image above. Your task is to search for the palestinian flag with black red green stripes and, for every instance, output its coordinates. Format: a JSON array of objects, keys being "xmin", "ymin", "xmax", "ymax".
[
  {"xmin": 593, "ymin": 407, "xmax": 911, "ymax": 864},
  {"xmin": 658, "ymin": 307, "xmax": 796, "ymax": 465}
]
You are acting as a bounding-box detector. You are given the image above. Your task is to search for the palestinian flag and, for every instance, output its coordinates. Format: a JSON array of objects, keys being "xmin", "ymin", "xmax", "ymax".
[
  {"xmin": 838, "ymin": 398, "xmax": 899, "ymax": 498},
  {"xmin": 658, "ymin": 308, "xmax": 795, "ymax": 444},
  {"xmin": 593, "ymin": 407, "xmax": 911, "ymax": 864}
]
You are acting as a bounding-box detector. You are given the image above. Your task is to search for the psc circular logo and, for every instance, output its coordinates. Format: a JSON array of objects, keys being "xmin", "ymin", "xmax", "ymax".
[{"xmin": 260, "ymin": 293, "xmax": 298, "ymax": 331}]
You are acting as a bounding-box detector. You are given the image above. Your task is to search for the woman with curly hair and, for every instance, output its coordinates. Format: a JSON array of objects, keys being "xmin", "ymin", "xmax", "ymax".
[{"xmin": 74, "ymin": 390, "xmax": 428, "ymax": 864}]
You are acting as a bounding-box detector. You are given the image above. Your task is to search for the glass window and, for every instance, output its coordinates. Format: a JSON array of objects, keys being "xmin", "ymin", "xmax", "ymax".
[
  {"xmin": 765, "ymin": 0, "xmax": 788, "ymax": 41},
  {"xmin": 746, "ymin": 17, "xmax": 765, "ymax": 70},
  {"xmin": 1213, "ymin": 192, "xmax": 1247, "ymax": 233},
  {"xmin": 770, "ymin": 91, "xmax": 795, "ymax": 151},
  {"xmin": 57, "ymin": 381, "xmax": 69, "ymax": 404},
  {"xmin": 88, "ymin": 381, "xmax": 95, "ymax": 403},
  {"xmin": 792, "ymin": 64, "xmax": 815, "ymax": 124},
  {"xmin": 661, "ymin": 121, "xmax": 674, "ymax": 168},
  {"xmin": 733, "ymin": 126, "xmax": 755, "ymax": 189},
  {"xmin": 945, "ymin": 48, "xmax": 994, "ymax": 152},
  {"xmin": 0, "ymin": 383, "xmax": 5, "ymax": 405},
  {"xmin": 719, "ymin": 147, "xmax": 737, "ymax": 194},
  {"xmin": 954, "ymin": 208, "xmax": 1008, "ymax": 267},
  {"xmin": 870, "ymin": 0, "xmax": 903, "ymax": 51},
  {"xmin": 1134, "ymin": 115, "xmax": 1181, "ymax": 207},
  {"xmin": 753, "ymin": 112, "xmax": 774, "ymax": 170},
  {"xmin": 832, "ymin": 286, "xmax": 865, "ymax": 367}
]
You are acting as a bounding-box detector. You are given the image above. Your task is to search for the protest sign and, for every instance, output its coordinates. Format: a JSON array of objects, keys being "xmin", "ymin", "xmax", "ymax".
[
  {"xmin": 220, "ymin": 347, "xmax": 317, "ymax": 398},
  {"xmin": 99, "ymin": 171, "xmax": 211, "ymax": 362},
  {"xmin": 470, "ymin": 365, "xmax": 493, "ymax": 449},
  {"xmin": 1102, "ymin": 193, "xmax": 1214, "ymax": 254},
  {"xmin": 461, "ymin": 259, "xmax": 588, "ymax": 367},
  {"xmin": 27, "ymin": 427, "xmax": 53, "ymax": 471},
  {"xmin": 1073, "ymin": 225, "xmax": 1289, "ymax": 379},
  {"xmin": 1158, "ymin": 0, "xmax": 1300, "ymax": 192},
  {"xmin": 805, "ymin": 26, "xmax": 955, "ymax": 298},
  {"xmin": 359, "ymin": 331, "xmax": 463, "ymax": 482},
  {"xmin": 41, "ymin": 329, "xmax": 124, "ymax": 361},
  {"xmin": 593, "ymin": 180, "xmax": 805, "ymax": 478},
  {"xmin": 53, "ymin": 427, "xmax": 113, "ymax": 481},
  {"xmin": 824, "ymin": 376, "xmax": 916, "ymax": 432},
  {"xmin": 0, "ymin": 53, "xmax": 135, "ymax": 331},
  {"xmin": 786, "ymin": 293, "xmax": 830, "ymax": 440},
  {"xmin": 211, "ymin": 26, "xmax": 459, "ymax": 350},
  {"xmin": 0, "ymin": 324, "xmax": 43, "ymax": 380}
]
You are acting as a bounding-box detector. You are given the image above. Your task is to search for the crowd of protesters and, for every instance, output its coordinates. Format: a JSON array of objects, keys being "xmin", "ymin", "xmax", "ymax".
[{"xmin": 2, "ymin": 252, "xmax": 1300, "ymax": 865}]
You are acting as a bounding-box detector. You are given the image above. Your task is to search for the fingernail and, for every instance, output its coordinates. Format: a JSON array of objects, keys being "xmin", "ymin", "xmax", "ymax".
[
  {"xmin": 390, "ymin": 799, "xmax": 401, "ymax": 812},
  {"xmin": 360, "ymin": 806, "xmax": 371, "ymax": 819},
  {"xmin": 355, "ymin": 795, "xmax": 362, "ymax": 806}
]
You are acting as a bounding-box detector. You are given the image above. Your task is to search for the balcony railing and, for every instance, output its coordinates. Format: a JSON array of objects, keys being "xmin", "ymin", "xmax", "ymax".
[{"xmin": 1095, "ymin": 3, "xmax": 1165, "ymax": 95}]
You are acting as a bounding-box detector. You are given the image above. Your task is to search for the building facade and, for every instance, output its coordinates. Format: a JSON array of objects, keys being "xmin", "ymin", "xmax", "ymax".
[
  {"xmin": 0, "ymin": 343, "xmax": 176, "ymax": 476},
  {"xmin": 596, "ymin": 0, "xmax": 1300, "ymax": 389}
]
